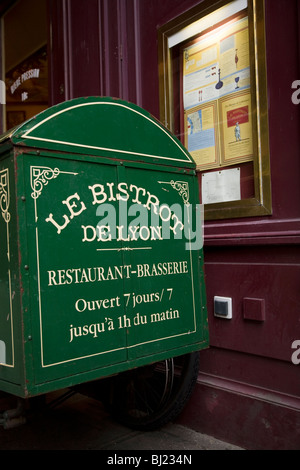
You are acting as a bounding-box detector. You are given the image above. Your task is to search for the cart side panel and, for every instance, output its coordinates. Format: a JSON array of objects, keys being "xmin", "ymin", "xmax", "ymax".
[
  {"xmin": 19, "ymin": 151, "xmax": 208, "ymax": 396},
  {"xmin": 0, "ymin": 97, "xmax": 209, "ymax": 397},
  {"xmin": 0, "ymin": 151, "xmax": 25, "ymax": 396},
  {"xmin": 22, "ymin": 153, "xmax": 129, "ymax": 391},
  {"xmin": 119, "ymin": 163, "xmax": 208, "ymax": 360}
]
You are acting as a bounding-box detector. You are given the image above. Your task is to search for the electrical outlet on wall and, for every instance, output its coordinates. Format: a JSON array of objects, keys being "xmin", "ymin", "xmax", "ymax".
[{"xmin": 214, "ymin": 296, "xmax": 232, "ymax": 319}]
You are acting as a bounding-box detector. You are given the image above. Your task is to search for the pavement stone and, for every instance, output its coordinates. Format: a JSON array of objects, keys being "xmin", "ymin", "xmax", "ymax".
[{"xmin": 0, "ymin": 390, "xmax": 243, "ymax": 451}]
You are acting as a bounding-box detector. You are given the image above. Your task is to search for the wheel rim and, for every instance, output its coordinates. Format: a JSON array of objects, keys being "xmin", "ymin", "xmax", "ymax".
[
  {"xmin": 114, "ymin": 358, "xmax": 175, "ymax": 420},
  {"xmin": 102, "ymin": 352, "xmax": 199, "ymax": 430}
]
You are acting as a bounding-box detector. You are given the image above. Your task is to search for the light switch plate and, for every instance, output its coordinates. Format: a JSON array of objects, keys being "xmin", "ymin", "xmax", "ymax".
[{"xmin": 214, "ymin": 296, "xmax": 232, "ymax": 319}]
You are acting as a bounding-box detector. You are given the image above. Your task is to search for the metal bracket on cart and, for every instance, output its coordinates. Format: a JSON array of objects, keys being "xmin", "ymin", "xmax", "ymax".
[
  {"xmin": 0, "ymin": 389, "xmax": 77, "ymax": 429},
  {"xmin": 0, "ymin": 398, "xmax": 26, "ymax": 429}
]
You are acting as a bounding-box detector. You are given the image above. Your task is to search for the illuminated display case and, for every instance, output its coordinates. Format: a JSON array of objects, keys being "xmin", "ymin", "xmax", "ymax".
[{"xmin": 158, "ymin": 0, "xmax": 271, "ymax": 220}]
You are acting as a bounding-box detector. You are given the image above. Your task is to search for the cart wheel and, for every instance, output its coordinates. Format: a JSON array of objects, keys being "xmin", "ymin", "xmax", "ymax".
[{"xmin": 102, "ymin": 352, "xmax": 199, "ymax": 431}]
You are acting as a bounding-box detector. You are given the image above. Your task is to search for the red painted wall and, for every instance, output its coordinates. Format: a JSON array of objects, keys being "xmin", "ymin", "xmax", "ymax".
[{"xmin": 47, "ymin": 0, "xmax": 300, "ymax": 449}]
